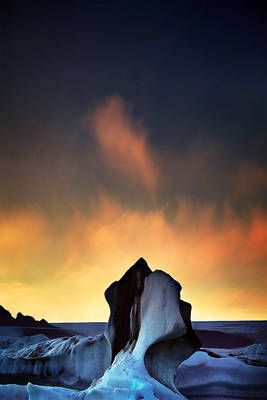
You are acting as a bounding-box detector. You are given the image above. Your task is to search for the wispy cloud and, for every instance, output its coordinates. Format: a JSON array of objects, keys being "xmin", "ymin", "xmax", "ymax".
[{"xmin": 89, "ymin": 95, "xmax": 157, "ymax": 191}]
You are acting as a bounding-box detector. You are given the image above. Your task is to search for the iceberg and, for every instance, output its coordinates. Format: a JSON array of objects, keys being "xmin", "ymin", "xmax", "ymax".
[{"xmin": 0, "ymin": 258, "xmax": 266, "ymax": 399}]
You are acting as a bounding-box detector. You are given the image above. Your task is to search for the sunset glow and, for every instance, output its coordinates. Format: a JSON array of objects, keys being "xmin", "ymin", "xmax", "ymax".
[
  {"xmin": 1, "ymin": 96, "xmax": 266, "ymax": 322},
  {"xmin": 1, "ymin": 2, "xmax": 266, "ymax": 323}
]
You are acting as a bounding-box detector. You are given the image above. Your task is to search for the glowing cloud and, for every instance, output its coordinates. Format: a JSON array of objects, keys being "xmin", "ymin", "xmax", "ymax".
[
  {"xmin": 1, "ymin": 196, "xmax": 266, "ymax": 322},
  {"xmin": 1, "ymin": 96, "xmax": 266, "ymax": 323},
  {"xmin": 89, "ymin": 95, "xmax": 157, "ymax": 191}
]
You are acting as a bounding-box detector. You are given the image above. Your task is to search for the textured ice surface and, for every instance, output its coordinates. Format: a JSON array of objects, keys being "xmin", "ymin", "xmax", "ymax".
[
  {"xmin": 2, "ymin": 348, "xmax": 267, "ymax": 399},
  {"xmin": 26, "ymin": 349, "xmax": 186, "ymax": 399},
  {"xmin": 176, "ymin": 350, "xmax": 267, "ymax": 399},
  {"xmin": 0, "ymin": 384, "xmax": 28, "ymax": 399},
  {"xmin": 0, "ymin": 334, "xmax": 48, "ymax": 353},
  {"xmin": 203, "ymin": 343, "xmax": 267, "ymax": 366},
  {"xmin": 0, "ymin": 333, "xmax": 110, "ymax": 388}
]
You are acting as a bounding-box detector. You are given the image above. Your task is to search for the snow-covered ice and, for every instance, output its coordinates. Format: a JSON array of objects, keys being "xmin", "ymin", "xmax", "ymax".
[
  {"xmin": 176, "ymin": 350, "xmax": 267, "ymax": 399},
  {"xmin": 0, "ymin": 333, "xmax": 110, "ymax": 388}
]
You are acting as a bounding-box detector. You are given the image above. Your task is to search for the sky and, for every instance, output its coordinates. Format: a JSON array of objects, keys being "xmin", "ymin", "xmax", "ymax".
[{"xmin": 1, "ymin": 0, "xmax": 266, "ymax": 322}]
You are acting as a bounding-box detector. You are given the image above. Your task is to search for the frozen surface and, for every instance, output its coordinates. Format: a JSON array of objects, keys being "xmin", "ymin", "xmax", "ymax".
[
  {"xmin": 0, "ymin": 334, "xmax": 48, "ymax": 353},
  {"xmin": 192, "ymin": 320, "xmax": 267, "ymax": 343},
  {"xmin": 0, "ymin": 333, "xmax": 110, "ymax": 388},
  {"xmin": 0, "ymin": 384, "xmax": 28, "ymax": 399},
  {"xmin": 1, "ymin": 348, "xmax": 267, "ymax": 400},
  {"xmin": 176, "ymin": 350, "xmax": 267, "ymax": 399},
  {"xmin": 52, "ymin": 322, "xmax": 106, "ymax": 337},
  {"xmin": 204, "ymin": 343, "xmax": 267, "ymax": 366},
  {"xmin": 1, "ymin": 326, "xmax": 267, "ymax": 399}
]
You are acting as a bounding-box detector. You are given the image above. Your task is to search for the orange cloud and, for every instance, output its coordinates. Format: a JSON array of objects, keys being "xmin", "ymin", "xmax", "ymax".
[
  {"xmin": 2, "ymin": 95, "xmax": 266, "ymax": 322},
  {"xmin": 89, "ymin": 95, "xmax": 157, "ymax": 191},
  {"xmin": 0, "ymin": 198, "xmax": 266, "ymax": 322}
]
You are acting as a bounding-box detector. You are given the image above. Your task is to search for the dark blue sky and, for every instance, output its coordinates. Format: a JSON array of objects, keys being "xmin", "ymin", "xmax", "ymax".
[{"xmin": 1, "ymin": 0, "xmax": 266, "ymax": 212}]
